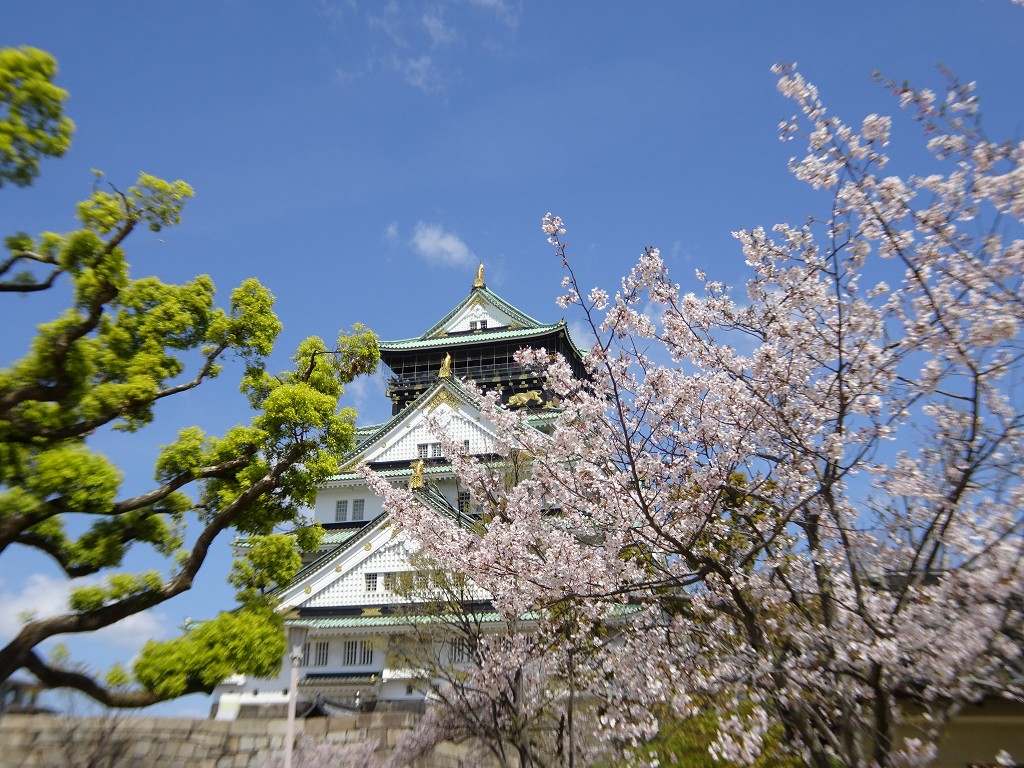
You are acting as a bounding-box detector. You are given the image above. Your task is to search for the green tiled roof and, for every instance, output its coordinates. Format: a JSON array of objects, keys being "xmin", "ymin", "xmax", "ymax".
[
  {"xmin": 379, "ymin": 322, "xmax": 567, "ymax": 351},
  {"xmin": 320, "ymin": 528, "xmax": 363, "ymax": 547},
  {"xmin": 299, "ymin": 673, "xmax": 378, "ymax": 687},
  {"xmin": 328, "ymin": 462, "xmax": 456, "ymax": 483},
  {"xmin": 285, "ymin": 612, "xmax": 504, "ymax": 629}
]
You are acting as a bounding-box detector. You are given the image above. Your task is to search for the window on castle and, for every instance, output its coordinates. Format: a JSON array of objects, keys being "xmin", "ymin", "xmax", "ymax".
[
  {"xmin": 462, "ymin": 439, "xmax": 470, "ymax": 455},
  {"xmin": 302, "ymin": 641, "xmax": 329, "ymax": 667},
  {"xmin": 365, "ymin": 573, "xmax": 378, "ymax": 592},
  {"xmin": 383, "ymin": 572, "xmax": 395, "ymax": 591},
  {"xmin": 343, "ymin": 640, "xmax": 373, "ymax": 666},
  {"xmin": 479, "ymin": 320, "xmax": 487, "ymax": 330},
  {"xmin": 417, "ymin": 443, "xmax": 429, "ymax": 459},
  {"xmin": 335, "ymin": 500, "xmax": 348, "ymax": 522},
  {"xmin": 457, "ymin": 491, "xmax": 471, "ymax": 515},
  {"xmin": 430, "ymin": 443, "xmax": 443, "ymax": 459},
  {"xmin": 352, "ymin": 499, "xmax": 365, "ymax": 521},
  {"xmin": 469, "ymin": 321, "xmax": 477, "ymax": 331},
  {"xmin": 447, "ymin": 638, "xmax": 473, "ymax": 664}
]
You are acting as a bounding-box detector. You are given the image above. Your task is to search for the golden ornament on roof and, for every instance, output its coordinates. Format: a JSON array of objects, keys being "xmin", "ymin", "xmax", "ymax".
[
  {"xmin": 439, "ymin": 352, "xmax": 452, "ymax": 378},
  {"xmin": 473, "ymin": 263, "xmax": 485, "ymax": 288},
  {"xmin": 409, "ymin": 458, "xmax": 425, "ymax": 489}
]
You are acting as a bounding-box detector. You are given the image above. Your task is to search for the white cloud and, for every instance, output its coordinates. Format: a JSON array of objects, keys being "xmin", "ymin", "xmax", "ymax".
[
  {"xmin": 383, "ymin": 221, "xmax": 400, "ymax": 244},
  {"xmin": 393, "ymin": 54, "xmax": 443, "ymax": 93},
  {"xmin": 366, "ymin": 1, "xmax": 406, "ymax": 47},
  {"xmin": 0, "ymin": 573, "xmax": 72, "ymax": 641},
  {"xmin": 410, "ymin": 222, "xmax": 475, "ymax": 267},
  {"xmin": 343, "ymin": 367, "xmax": 386, "ymax": 409},
  {"xmin": 317, "ymin": 0, "xmax": 359, "ymax": 29},
  {"xmin": 422, "ymin": 10, "xmax": 459, "ymax": 46},
  {"xmin": 0, "ymin": 572, "xmax": 170, "ymax": 650},
  {"xmin": 326, "ymin": 0, "xmax": 519, "ymax": 93},
  {"xmin": 463, "ymin": 0, "xmax": 520, "ymax": 29},
  {"xmin": 567, "ymin": 319, "xmax": 595, "ymax": 352}
]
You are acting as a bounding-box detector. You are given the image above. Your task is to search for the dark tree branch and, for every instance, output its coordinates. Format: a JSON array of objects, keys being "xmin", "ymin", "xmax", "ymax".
[
  {"xmin": 23, "ymin": 650, "xmax": 210, "ymax": 707},
  {"xmin": 0, "ymin": 441, "xmax": 304, "ymax": 685}
]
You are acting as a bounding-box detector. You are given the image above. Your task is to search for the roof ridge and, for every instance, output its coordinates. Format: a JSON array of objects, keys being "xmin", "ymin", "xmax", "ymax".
[
  {"xmin": 271, "ymin": 514, "xmax": 391, "ymax": 597},
  {"xmin": 413, "ymin": 285, "xmax": 545, "ymax": 340},
  {"xmin": 334, "ymin": 377, "xmax": 482, "ymax": 473}
]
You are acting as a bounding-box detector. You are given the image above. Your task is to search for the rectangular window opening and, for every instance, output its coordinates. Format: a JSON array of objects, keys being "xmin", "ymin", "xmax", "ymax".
[
  {"xmin": 352, "ymin": 499, "xmax": 365, "ymax": 521},
  {"xmin": 303, "ymin": 641, "xmax": 329, "ymax": 667},
  {"xmin": 343, "ymin": 640, "xmax": 373, "ymax": 667},
  {"xmin": 335, "ymin": 500, "xmax": 348, "ymax": 522},
  {"xmin": 365, "ymin": 573, "xmax": 378, "ymax": 592},
  {"xmin": 447, "ymin": 638, "xmax": 472, "ymax": 664}
]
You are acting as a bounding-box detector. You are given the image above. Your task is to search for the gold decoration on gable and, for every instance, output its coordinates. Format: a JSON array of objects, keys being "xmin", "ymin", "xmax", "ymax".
[
  {"xmin": 425, "ymin": 388, "xmax": 459, "ymax": 413},
  {"xmin": 361, "ymin": 606, "xmax": 383, "ymax": 617}
]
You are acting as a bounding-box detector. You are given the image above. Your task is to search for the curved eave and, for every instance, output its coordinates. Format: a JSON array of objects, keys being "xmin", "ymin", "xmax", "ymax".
[
  {"xmin": 325, "ymin": 462, "xmax": 455, "ymax": 485},
  {"xmin": 285, "ymin": 612, "xmax": 505, "ymax": 630},
  {"xmin": 379, "ymin": 322, "xmax": 567, "ymax": 353}
]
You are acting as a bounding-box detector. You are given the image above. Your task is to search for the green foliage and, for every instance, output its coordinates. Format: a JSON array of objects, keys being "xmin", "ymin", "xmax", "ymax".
[
  {"xmin": 104, "ymin": 663, "xmax": 132, "ymax": 690},
  {"xmin": 77, "ymin": 172, "xmax": 194, "ymax": 234},
  {"xmin": 0, "ymin": 47, "xmax": 73, "ymax": 188},
  {"xmin": 134, "ymin": 607, "xmax": 287, "ymax": 697},
  {"xmin": 293, "ymin": 520, "xmax": 325, "ymax": 553},
  {"xmin": 631, "ymin": 704, "xmax": 804, "ymax": 768},
  {"xmin": 228, "ymin": 534, "xmax": 303, "ymax": 598},
  {"xmin": 68, "ymin": 572, "xmax": 164, "ymax": 612},
  {"xmin": 0, "ymin": 47, "xmax": 380, "ymax": 707}
]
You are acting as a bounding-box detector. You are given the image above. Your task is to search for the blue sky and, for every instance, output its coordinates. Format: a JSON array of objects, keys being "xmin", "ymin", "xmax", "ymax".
[{"xmin": 2, "ymin": 0, "xmax": 1022, "ymax": 715}]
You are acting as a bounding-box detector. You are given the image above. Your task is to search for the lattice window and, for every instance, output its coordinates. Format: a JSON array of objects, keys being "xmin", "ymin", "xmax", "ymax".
[
  {"xmin": 458, "ymin": 491, "xmax": 471, "ymax": 515},
  {"xmin": 343, "ymin": 640, "xmax": 373, "ymax": 667},
  {"xmin": 302, "ymin": 641, "xmax": 329, "ymax": 667},
  {"xmin": 352, "ymin": 499, "xmax": 365, "ymax": 521},
  {"xmin": 430, "ymin": 443, "xmax": 443, "ymax": 459},
  {"xmin": 447, "ymin": 638, "xmax": 472, "ymax": 664},
  {"xmin": 417, "ymin": 443, "xmax": 429, "ymax": 459},
  {"xmin": 335, "ymin": 500, "xmax": 348, "ymax": 522},
  {"xmin": 365, "ymin": 573, "xmax": 378, "ymax": 592}
]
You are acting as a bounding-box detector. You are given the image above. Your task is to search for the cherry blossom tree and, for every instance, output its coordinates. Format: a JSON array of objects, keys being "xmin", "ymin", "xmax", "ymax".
[{"xmin": 371, "ymin": 64, "xmax": 1023, "ymax": 768}]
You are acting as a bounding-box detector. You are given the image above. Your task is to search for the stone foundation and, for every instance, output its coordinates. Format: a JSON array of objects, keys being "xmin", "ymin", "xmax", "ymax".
[{"xmin": 0, "ymin": 712, "xmax": 480, "ymax": 768}]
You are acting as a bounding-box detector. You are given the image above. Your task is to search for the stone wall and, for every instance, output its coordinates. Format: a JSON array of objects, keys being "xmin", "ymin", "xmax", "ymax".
[{"xmin": 0, "ymin": 712, "xmax": 480, "ymax": 768}]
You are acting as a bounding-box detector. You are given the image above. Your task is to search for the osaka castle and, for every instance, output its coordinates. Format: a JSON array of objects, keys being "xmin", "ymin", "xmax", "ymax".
[{"xmin": 212, "ymin": 265, "xmax": 585, "ymax": 719}]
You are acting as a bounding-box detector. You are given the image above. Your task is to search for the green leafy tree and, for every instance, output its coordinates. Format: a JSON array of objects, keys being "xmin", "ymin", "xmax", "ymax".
[
  {"xmin": 0, "ymin": 47, "xmax": 73, "ymax": 189},
  {"xmin": 0, "ymin": 47, "xmax": 380, "ymax": 707}
]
